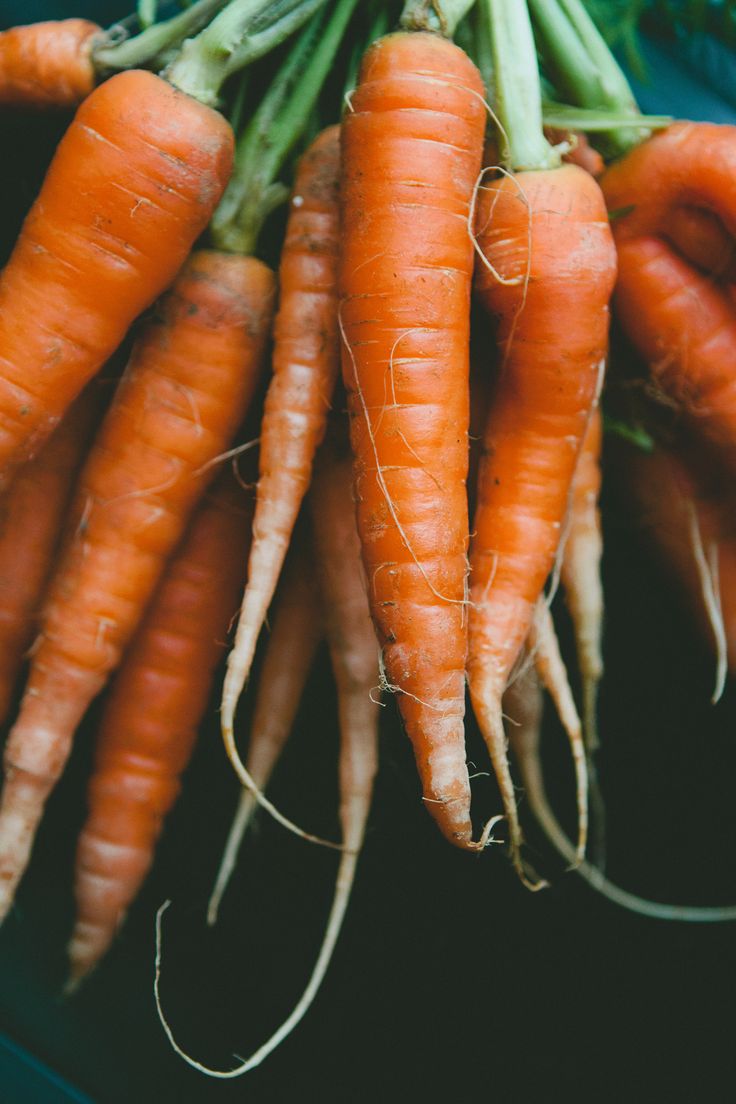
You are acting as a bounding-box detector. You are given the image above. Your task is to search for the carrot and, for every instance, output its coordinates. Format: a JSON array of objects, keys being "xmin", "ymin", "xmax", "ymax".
[
  {"xmin": 67, "ymin": 468, "xmax": 253, "ymax": 987},
  {"xmin": 339, "ymin": 27, "xmax": 486, "ymax": 849},
  {"xmin": 156, "ymin": 428, "xmax": 379, "ymax": 1077},
  {"xmin": 506, "ymin": 663, "xmax": 736, "ymax": 921},
  {"xmin": 220, "ymin": 125, "xmax": 341, "ymax": 751},
  {"xmin": 467, "ymin": 0, "xmax": 616, "ymax": 881},
  {"xmin": 208, "ymin": 542, "xmax": 322, "ymax": 926},
  {"xmin": 0, "ymin": 384, "xmax": 103, "ymax": 726},
  {"xmin": 0, "ymin": 68, "xmax": 233, "ymax": 489},
  {"xmin": 600, "ymin": 123, "xmax": 736, "ymax": 466},
  {"xmin": 0, "ymin": 250, "xmax": 274, "ymax": 922},
  {"xmin": 560, "ymin": 407, "xmax": 604, "ymax": 750},
  {"xmin": 0, "ymin": 19, "xmax": 100, "ymax": 108}
]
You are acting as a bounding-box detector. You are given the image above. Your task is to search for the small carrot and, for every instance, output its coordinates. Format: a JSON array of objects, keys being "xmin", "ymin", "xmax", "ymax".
[
  {"xmin": 208, "ymin": 542, "xmax": 322, "ymax": 926},
  {"xmin": 67, "ymin": 468, "xmax": 253, "ymax": 987},
  {"xmin": 0, "ymin": 67, "xmax": 233, "ymax": 488},
  {"xmin": 0, "ymin": 19, "xmax": 100, "ymax": 108},
  {"xmin": 220, "ymin": 126, "xmax": 341, "ymax": 749},
  {"xmin": 339, "ymin": 23, "xmax": 486, "ymax": 848},
  {"xmin": 467, "ymin": 0, "xmax": 616, "ymax": 881},
  {"xmin": 156, "ymin": 429, "xmax": 379, "ymax": 1077},
  {"xmin": 0, "ymin": 383, "xmax": 103, "ymax": 726},
  {"xmin": 0, "ymin": 250, "xmax": 274, "ymax": 921}
]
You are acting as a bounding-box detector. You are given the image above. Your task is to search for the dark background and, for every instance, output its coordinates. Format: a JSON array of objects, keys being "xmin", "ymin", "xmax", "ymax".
[{"xmin": 1, "ymin": 3, "xmax": 736, "ymax": 1101}]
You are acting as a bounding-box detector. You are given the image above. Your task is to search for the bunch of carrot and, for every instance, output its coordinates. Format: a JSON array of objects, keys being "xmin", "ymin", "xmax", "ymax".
[{"xmin": 1, "ymin": 0, "xmax": 736, "ymax": 1078}]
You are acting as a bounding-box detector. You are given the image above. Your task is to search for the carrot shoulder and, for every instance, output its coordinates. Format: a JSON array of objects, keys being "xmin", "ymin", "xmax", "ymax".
[
  {"xmin": 0, "ymin": 250, "xmax": 274, "ymax": 921},
  {"xmin": 339, "ymin": 31, "xmax": 485, "ymax": 849},
  {"xmin": 0, "ymin": 19, "xmax": 99, "ymax": 108},
  {"xmin": 0, "ymin": 68, "xmax": 233, "ymax": 488},
  {"xmin": 68, "ymin": 469, "xmax": 253, "ymax": 986}
]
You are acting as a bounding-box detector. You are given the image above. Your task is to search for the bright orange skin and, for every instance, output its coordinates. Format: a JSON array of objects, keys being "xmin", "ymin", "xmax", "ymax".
[
  {"xmin": 0, "ymin": 385, "xmax": 102, "ymax": 725},
  {"xmin": 0, "ymin": 19, "xmax": 99, "ymax": 108},
  {"xmin": 68, "ymin": 471, "xmax": 253, "ymax": 984},
  {"xmin": 339, "ymin": 33, "xmax": 485, "ymax": 848},
  {"xmin": 0, "ymin": 251, "xmax": 274, "ymax": 919},
  {"xmin": 469, "ymin": 165, "xmax": 615, "ymax": 866},
  {"xmin": 601, "ymin": 123, "xmax": 736, "ymax": 462},
  {"xmin": 223, "ymin": 126, "xmax": 341, "ymax": 714},
  {"xmin": 0, "ymin": 69, "xmax": 233, "ymax": 489}
]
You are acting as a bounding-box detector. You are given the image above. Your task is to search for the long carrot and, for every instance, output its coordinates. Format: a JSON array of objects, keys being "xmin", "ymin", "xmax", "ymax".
[
  {"xmin": 208, "ymin": 542, "xmax": 322, "ymax": 926},
  {"xmin": 339, "ymin": 24, "xmax": 486, "ymax": 849},
  {"xmin": 0, "ymin": 384, "xmax": 103, "ymax": 726},
  {"xmin": 0, "ymin": 19, "xmax": 100, "ymax": 108},
  {"xmin": 220, "ymin": 125, "xmax": 341, "ymax": 752},
  {"xmin": 467, "ymin": 0, "xmax": 616, "ymax": 881},
  {"xmin": 67, "ymin": 468, "xmax": 253, "ymax": 988},
  {"xmin": 0, "ymin": 67, "xmax": 233, "ymax": 488},
  {"xmin": 156, "ymin": 430, "xmax": 379, "ymax": 1077},
  {"xmin": 0, "ymin": 250, "xmax": 274, "ymax": 922}
]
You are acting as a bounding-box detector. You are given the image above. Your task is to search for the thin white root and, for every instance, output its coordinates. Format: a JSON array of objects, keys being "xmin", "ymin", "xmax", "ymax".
[
  {"xmin": 530, "ymin": 602, "xmax": 588, "ymax": 865},
  {"xmin": 686, "ymin": 500, "xmax": 727, "ymax": 705},
  {"xmin": 206, "ymin": 788, "xmax": 257, "ymax": 927}
]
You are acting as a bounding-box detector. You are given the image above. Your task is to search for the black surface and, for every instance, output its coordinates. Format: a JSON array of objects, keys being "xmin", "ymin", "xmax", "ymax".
[{"xmin": 0, "ymin": 5, "xmax": 736, "ymax": 1103}]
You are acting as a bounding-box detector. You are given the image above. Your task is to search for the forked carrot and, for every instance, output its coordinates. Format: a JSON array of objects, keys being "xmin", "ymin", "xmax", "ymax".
[
  {"xmin": 0, "ymin": 384, "xmax": 103, "ymax": 725},
  {"xmin": 0, "ymin": 19, "xmax": 100, "ymax": 108},
  {"xmin": 339, "ymin": 25, "xmax": 486, "ymax": 848},
  {"xmin": 208, "ymin": 542, "xmax": 322, "ymax": 926},
  {"xmin": 0, "ymin": 251, "xmax": 274, "ymax": 921},
  {"xmin": 67, "ymin": 469, "xmax": 253, "ymax": 987},
  {"xmin": 156, "ymin": 431, "xmax": 379, "ymax": 1077}
]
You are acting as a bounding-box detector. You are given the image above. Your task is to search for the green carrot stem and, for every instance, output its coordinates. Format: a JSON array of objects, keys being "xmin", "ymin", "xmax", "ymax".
[
  {"xmin": 472, "ymin": 0, "xmax": 493, "ymax": 94},
  {"xmin": 482, "ymin": 0, "xmax": 560, "ymax": 172},
  {"xmin": 137, "ymin": 0, "xmax": 157, "ymax": 31},
  {"xmin": 400, "ymin": 0, "xmax": 477, "ymax": 37},
  {"xmin": 211, "ymin": 0, "xmax": 359, "ymax": 255},
  {"xmin": 93, "ymin": 0, "xmax": 230, "ymax": 72},
  {"xmin": 528, "ymin": 0, "xmax": 604, "ymax": 107},
  {"xmin": 343, "ymin": 4, "xmax": 389, "ymax": 100}
]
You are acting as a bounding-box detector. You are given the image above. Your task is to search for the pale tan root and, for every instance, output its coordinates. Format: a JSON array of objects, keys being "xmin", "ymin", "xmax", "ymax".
[
  {"xmin": 529, "ymin": 601, "xmax": 588, "ymax": 864},
  {"xmin": 685, "ymin": 500, "xmax": 727, "ymax": 705},
  {"xmin": 507, "ymin": 666, "xmax": 736, "ymax": 922}
]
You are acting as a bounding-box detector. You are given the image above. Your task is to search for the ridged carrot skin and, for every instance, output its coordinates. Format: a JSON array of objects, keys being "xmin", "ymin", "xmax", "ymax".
[
  {"xmin": 601, "ymin": 124, "xmax": 736, "ymax": 463},
  {"xmin": 339, "ymin": 32, "xmax": 485, "ymax": 848},
  {"xmin": 0, "ymin": 251, "xmax": 274, "ymax": 920},
  {"xmin": 0, "ymin": 384, "xmax": 102, "ymax": 725},
  {"xmin": 0, "ymin": 19, "xmax": 99, "ymax": 108},
  {"xmin": 221, "ymin": 126, "xmax": 340, "ymax": 739},
  {"xmin": 68, "ymin": 470, "xmax": 253, "ymax": 985},
  {"xmin": 0, "ymin": 68, "xmax": 233, "ymax": 489},
  {"xmin": 469, "ymin": 164, "xmax": 616, "ymax": 875}
]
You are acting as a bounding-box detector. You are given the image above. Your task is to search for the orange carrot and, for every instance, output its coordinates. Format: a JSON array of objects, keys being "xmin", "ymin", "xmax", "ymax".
[
  {"xmin": 467, "ymin": 1, "xmax": 616, "ymax": 881},
  {"xmin": 0, "ymin": 251, "xmax": 274, "ymax": 921},
  {"xmin": 339, "ymin": 30, "xmax": 486, "ymax": 849},
  {"xmin": 0, "ymin": 19, "xmax": 100, "ymax": 108},
  {"xmin": 601, "ymin": 123, "xmax": 736, "ymax": 465},
  {"xmin": 67, "ymin": 468, "xmax": 253, "ymax": 986},
  {"xmin": 0, "ymin": 68, "xmax": 233, "ymax": 489},
  {"xmin": 0, "ymin": 384, "xmax": 103, "ymax": 725},
  {"xmin": 208, "ymin": 542, "xmax": 322, "ymax": 926},
  {"xmin": 221, "ymin": 125, "xmax": 341, "ymax": 759}
]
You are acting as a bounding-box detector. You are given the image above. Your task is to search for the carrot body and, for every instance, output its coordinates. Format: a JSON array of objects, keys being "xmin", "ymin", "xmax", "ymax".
[
  {"xmin": 339, "ymin": 32, "xmax": 485, "ymax": 848},
  {"xmin": 0, "ymin": 69, "xmax": 233, "ymax": 489},
  {"xmin": 0, "ymin": 19, "xmax": 99, "ymax": 108},
  {"xmin": 0, "ymin": 250, "xmax": 274, "ymax": 920},
  {"xmin": 0, "ymin": 384, "xmax": 102, "ymax": 724},
  {"xmin": 68, "ymin": 470, "xmax": 253, "ymax": 984},
  {"xmin": 221, "ymin": 126, "xmax": 340, "ymax": 735},
  {"xmin": 601, "ymin": 123, "xmax": 736, "ymax": 462},
  {"xmin": 208, "ymin": 544, "xmax": 322, "ymax": 925},
  {"xmin": 469, "ymin": 163, "xmax": 615, "ymax": 874}
]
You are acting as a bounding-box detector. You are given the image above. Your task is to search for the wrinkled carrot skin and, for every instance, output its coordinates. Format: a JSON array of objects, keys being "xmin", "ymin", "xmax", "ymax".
[
  {"xmin": 469, "ymin": 165, "xmax": 615, "ymax": 869},
  {"xmin": 0, "ymin": 69, "xmax": 233, "ymax": 490},
  {"xmin": 68, "ymin": 471, "xmax": 253, "ymax": 984},
  {"xmin": 0, "ymin": 385, "xmax": 102, "ymax": 725},
  {"xmin": 0, "ymin": 251, "xmax": 274, "ymax": 920},
  {"xmin": 601, "ymin": 124, "xmax": 736, "ymax": 461},
  {"xmin": 0, "ymin": 19, "xmax": 99, "ymax": 108},
  {"xmin": 223, "ymin": 126, "xmax": 340, "ymax": 714},
  {"xmin": 339, "ymin": 32, "xmax": 485, "ymax": 848}
]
